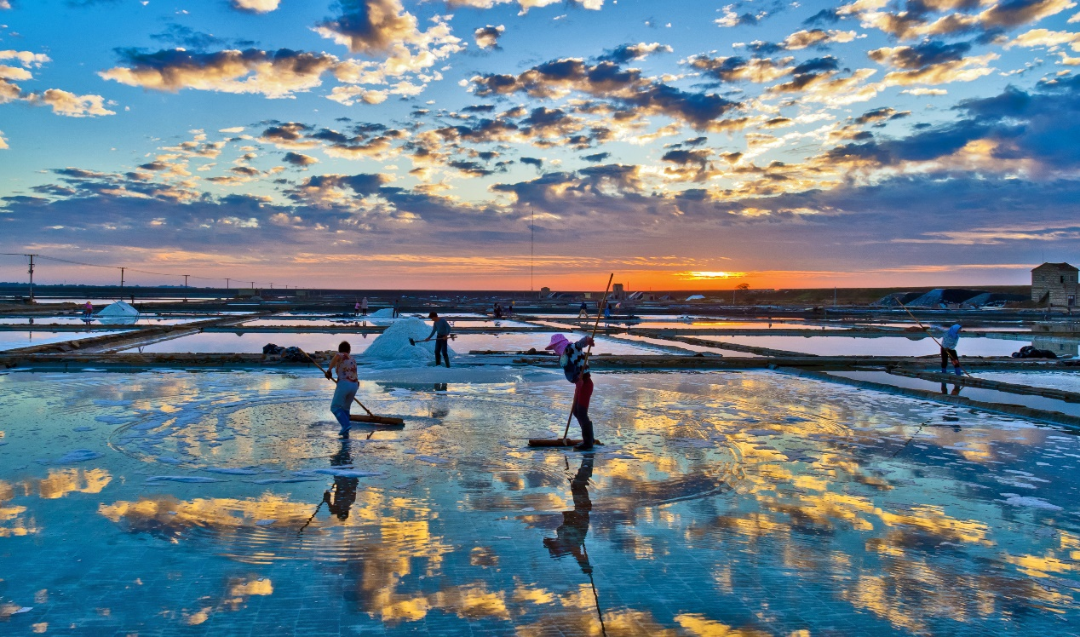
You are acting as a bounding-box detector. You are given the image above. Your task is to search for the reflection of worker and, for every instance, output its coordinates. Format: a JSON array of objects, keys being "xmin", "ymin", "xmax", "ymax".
[
  {"xmin": 323, "ymin": 441, "xmax": 358, "ymax": 520},
  {"xmin": 940, "ymin": 382, "xmax": 962, "ymax": 396},
  {"xmin": 543, "ymin": 455, "xmax": 595, "ymax": 573}
]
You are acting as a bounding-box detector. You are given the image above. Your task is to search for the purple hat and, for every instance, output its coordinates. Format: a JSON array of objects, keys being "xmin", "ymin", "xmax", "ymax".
[{"xmin": 544, "ymin": 334, "xmax": 570, "ymax": 355}]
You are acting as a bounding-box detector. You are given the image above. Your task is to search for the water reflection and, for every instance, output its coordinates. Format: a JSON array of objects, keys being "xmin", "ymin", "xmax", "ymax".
[
  {"xmin": 2, "ymin": 370, "xmax": 1079, "ymax": 634},
  {"xmin": 544, "ymin": 455, "xmax": 594, "ymax": 574},
  {"xmin": 323, "ymin": 441, "xmax": 358, "ymax": 521}
]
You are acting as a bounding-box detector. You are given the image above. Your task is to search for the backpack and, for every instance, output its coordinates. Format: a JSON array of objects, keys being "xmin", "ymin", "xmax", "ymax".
[{"xmin": 560, "ymin": 346, "xmax": 584, "ymax": 383}]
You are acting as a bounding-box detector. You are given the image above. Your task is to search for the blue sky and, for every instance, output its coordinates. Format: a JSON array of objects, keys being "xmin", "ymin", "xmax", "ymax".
[{"xmin": 1, "ymin": 0, "xmax": 1079, "ymax": 289}]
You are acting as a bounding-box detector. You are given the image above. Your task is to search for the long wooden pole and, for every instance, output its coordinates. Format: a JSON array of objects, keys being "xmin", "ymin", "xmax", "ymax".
[{"xmin": 561, "ymin": 274, "xmax": 614, "ymax": 442}]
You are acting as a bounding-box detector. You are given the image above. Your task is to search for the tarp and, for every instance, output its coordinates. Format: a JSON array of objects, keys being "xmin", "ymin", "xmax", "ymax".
[{"xmin": 96, "ymin": 300, "xmax": 140, "ymax": 326}]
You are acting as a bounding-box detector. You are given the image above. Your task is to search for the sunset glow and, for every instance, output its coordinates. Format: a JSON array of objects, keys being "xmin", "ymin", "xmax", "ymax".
[{"xmin": 0, "ymin": 0, "xmax": 1076, "ymax": 289}]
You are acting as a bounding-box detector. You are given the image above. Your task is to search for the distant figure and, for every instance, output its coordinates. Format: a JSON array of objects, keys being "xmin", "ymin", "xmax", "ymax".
[
  {"xmin": 493, "ymin": 302, "xmax": 503, "ymax": 319},
  {"xmin": 941, "ymin": 324, "xmax": 962, "ymax": 376},
  {"xmin": 393, "ymin": 298, "xmax": 400, "ymax": 318},
  {"xmin": 322, "ymin": 441, "xmax": 358, "ymax": 520},
  {"xmin": 421, "ymin": 311, "xmax": 453, "ymax": 368},
  {"xmin": 361, "ymin": 297, "xmax": 368, "ymax": 316},
  {"xmin": 603, "ymin": 304, "xmax": 612, "ymax": 320},
  {"xmin": 326, "ymin": 341, "xmax": 359, "ymax": 438},
  {"xmin": 545, "ymin": 333, "xmax": 596, "ymax": 451},
  {"xmin": 578, "ymin": 302, "xmax": 589, "ymax": 319},
  {"xmin": 354, "ymin": 301, "xmax": 361, "ymax": 317},
  {"xmin": 508, "ymin": 300, "xmax": 514, "ymax": 316},
  {"xmin": 82, "ymin": 301, "xmax": 93, "ymax": 324}
]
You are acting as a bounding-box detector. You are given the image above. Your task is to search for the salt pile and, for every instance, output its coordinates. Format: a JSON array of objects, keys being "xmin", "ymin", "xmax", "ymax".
[
  {"xmin": 369, "ymin": 307, "xmax": 395, "ymax": 318},
  {"xmin": 361, "ymin": 317, "xmax": 455, "ymax": 367}
]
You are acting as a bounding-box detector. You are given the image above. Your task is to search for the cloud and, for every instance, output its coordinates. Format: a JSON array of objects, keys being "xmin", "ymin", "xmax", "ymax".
[
  {"xmin": 29, "ymin": 89, "xmax": 116, "ymax": 117},
  {"xmin": 150, "ymin": 25, "xmax": 229, "ymax": 50},
  {"xmin": 854, "ymin": 106, "xmax": 910, "ymax": 125},
  {"xmin": 0, "ymin": 50, "xmax": 114, "ymax": 118},
  {"xmin": 688, "ymin": 55, "xmax": 793, "ymax": 83},
  {"xmin": 315, "ymin": 0, "xmax": 462, "ymax": 96},
  {"xmin": 315, "ymin": 0, "xmax": 420, "ymax": 55},
  {"xmin": 474, "ymin": 25, "xmax": 504, "ymax": 50},
  {"xmin": 869, "ymin": 42, "xmax": 997, "ymax": 85},
  {"xmin": 715, "ymin": 4, "xmax": 768, "ymax": 28},
  {"xmin": 283, "ymin": 152, "xmax": 319, "ymax": 166},
  {"xmin": 444, "ymin": 0, "xmax": 603, "ymax": 14},
  {"xmin": 903, "ymin": 87, "xmax": 949, "ymax": 95},
  {"xmin": 0, "ymin": 131, "xmax": 7, "ymax": 149},
  {"xmin": 100, "ymin": 48, "xmax": 339, "ymax": 98},
  {"xmin": 748, "ymin": 28, "xmax": 859, "ymax": 53},
  {"xmin": 0, "ymin": 1, "xmax": 9, "ymax": 9},
  {"xmin": 470, "ymin": 57, "xmax": 741, "ymax": 130},
  {"xmin": 0, "ymin": 50, "xmax": 51, "ymax": 67},
  {"xmin": 1007, "ymin": 27, "xmax": 1080, "ymax": 51},
  {"xmin": 853, "ymin": 0, "xmax": 1076, "ymax": 40},
  {"xmin": 781, "ymin": 28, "xmax": 859, "ymax": 49},
  {"xmin": 597, "ymin": 42, "xmax": 672, "ymax": 64},
  {"xmin": 231, "ymin": 0, "xmax": 280, "ymax": 13}
]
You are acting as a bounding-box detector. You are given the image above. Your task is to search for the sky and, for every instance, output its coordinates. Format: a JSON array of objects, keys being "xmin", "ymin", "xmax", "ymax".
[{"xmin": 0, "ymin": 0, "xmax": 1079, "ymax": 291}]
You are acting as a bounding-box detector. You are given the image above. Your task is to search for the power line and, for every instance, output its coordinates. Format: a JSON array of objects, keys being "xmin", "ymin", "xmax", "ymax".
[{"xmin": 0, "ymin": 252, "xmax": 295, "ymax": 289}]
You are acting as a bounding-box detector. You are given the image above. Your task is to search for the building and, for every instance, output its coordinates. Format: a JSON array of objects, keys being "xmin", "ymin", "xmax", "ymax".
[{"xmin": 1031, "ymin": 262, "xmax": 1078, "ymax": 308}]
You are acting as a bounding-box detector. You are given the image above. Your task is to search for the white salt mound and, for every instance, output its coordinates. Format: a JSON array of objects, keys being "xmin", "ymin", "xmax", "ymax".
[
  {"xmin": 362, "ymin": 317, "xmax": 455, "ymax": 367},
  {"xmin": 368, "ymin": 307, "xmax": 395, "ymax": 318}
]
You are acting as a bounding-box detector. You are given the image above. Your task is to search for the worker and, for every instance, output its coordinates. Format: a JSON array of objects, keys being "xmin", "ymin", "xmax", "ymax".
[
  {"xmin": 325, "ymin": 340, "xmax": 359, "ymax": 438},
  {"xmin": 941, "ymin": 324, "xmax": 962, "ymax": 376},
  {"xmin": 82, "ymin": 301, "xmax": 93, "ymax": 324},
  {"xmin": 360, "ymin": 297, "xmax": 368, "ymax": 316},
  {"xmin": 393, "ymin": 298, "xmax": 400, "ymax": 318},
  {"xmin": 354, "ymin": 301, "xmax": 361, "ymax": 317},
  {"xmin": 494, "ymin": 302, "xmax": 503, "ymax": 319},
  {"xmin": 578, "ymin": 301, "xmax": 588, "ymax": 318},
  {"xmin": 508, "ymin": 300, "xmax": 514, "ymax": 316},
  {"xmin": 545, "ymin": 333, "xmax": 596, "ymax": 451},
  {"xmin": 421, "ymin": 311, "xmax": 453, "ymax": 367},
  {"xmin": 603, "ymin": 304, "xmax": 612, "ymax": 320}
]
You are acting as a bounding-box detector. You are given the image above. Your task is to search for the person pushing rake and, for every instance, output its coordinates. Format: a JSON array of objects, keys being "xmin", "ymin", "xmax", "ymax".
[{"xmin": 546, "ymin": 332, "xmax": 598, "ymax": 451}]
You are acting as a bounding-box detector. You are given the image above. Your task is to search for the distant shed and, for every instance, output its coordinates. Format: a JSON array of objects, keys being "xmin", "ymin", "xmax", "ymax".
[{"xmin": 1032, "ymin": 262, "xmax": 1078, "ymax": 308}]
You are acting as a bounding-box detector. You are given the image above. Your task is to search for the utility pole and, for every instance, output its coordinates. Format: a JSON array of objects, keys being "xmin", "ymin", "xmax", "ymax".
[
  {"xmin": 120, "ymin": 267, "xmax": 125, "ymax": 289},
  {"xmin": 183, "ymin": 274, "xmax": 189, "ymax": 288},
  {"xmin": 250, "ymin": 282, "xmax": 254, "ymax": 289},
  {"xmin": 226, "ymin": 277, "xmax": 231, "ymax": 290},
  {"xmin": 270, "ymin": 283, "xmax": 273, "ymax": 290},
  {"xmin": 26, "ymin": 254, "xmax": 36, "ymax": 303}
]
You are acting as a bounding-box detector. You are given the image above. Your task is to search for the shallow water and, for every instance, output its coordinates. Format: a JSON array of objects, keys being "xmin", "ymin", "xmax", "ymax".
[
  {"xmin": 0, "ymin": 330, "xmax": 125, "ymax": 351},
  {"xmin": 0, "ymin": 369, "xmax": 1077, "ymax": 635},
  {"xmin": 698, "ymin": 334, "xmax": 1030, "ymax": 357},
  {"xmin": 119, "ymin": 332, "xmax": 376, "ymax": 354},
  {"xmin": 979, "ymin": 372, "xmax": 1080, "ymax": 393},
  {"xmin": 830, "ymin": 370, "xmax": 1080, "ymax": 419}
]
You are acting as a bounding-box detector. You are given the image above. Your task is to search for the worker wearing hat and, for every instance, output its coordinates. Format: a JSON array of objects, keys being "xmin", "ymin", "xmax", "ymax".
[{"xmin": 546, "ymin": 334, "xmax": 597, "ymax": 451}]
